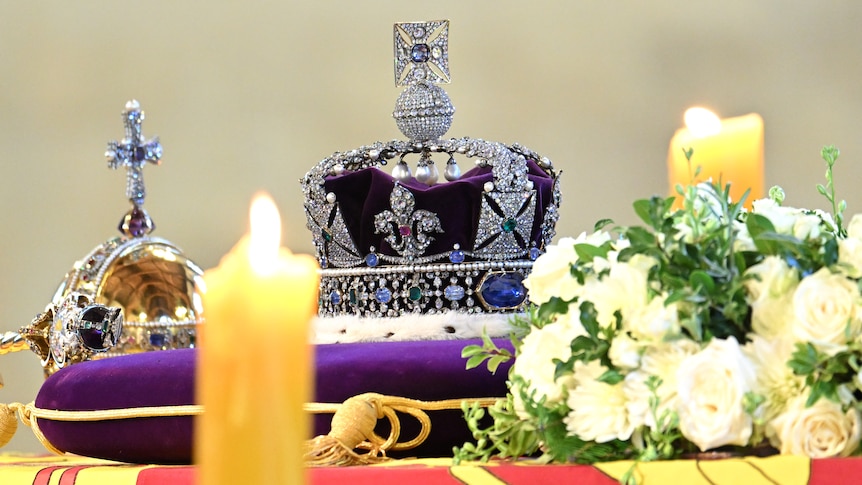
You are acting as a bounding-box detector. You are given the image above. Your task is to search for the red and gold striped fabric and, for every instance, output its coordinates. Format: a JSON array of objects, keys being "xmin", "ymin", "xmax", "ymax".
[{"xmin": 2, "ymin": 453, "xmax": 861, "ymax": 484}]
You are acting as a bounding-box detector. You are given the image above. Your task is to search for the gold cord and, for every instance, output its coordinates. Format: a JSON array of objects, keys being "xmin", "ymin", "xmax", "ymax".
[{"xmin": 0, "ymin": 394, "xmax": 503, "ymax": 465}]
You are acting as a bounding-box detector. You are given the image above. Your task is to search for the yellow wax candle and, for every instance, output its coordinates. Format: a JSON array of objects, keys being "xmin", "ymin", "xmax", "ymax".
[
  {"xmin": 196, "ymin": 192, "xmax": 319, "ymax": 485},
  {"xmin": 667, "ymin": 108, "xmax": 764, "ymax": 208}
]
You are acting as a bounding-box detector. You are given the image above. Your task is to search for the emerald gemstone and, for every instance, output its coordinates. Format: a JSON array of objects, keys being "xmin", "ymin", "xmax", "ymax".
[
  {"xmin": 501, "ymin": 218, "xmax": 518, "ymax": 232},
  {"xmin": 322, "ymin": 229, "xmax": 333, "ymax": 242},
  {"xmin": 409, "ymin": 286, "xmax": 422, "ymax": 301}
]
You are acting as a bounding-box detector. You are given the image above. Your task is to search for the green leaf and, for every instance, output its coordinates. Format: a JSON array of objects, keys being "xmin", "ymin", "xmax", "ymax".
[
  {"xmin": 745, "ymin": 213, "xmax": 777, "ymax": 237},
  {"xmin": 538, "ymin": 297, "xmax": 569, "ymax": 321},
  {"xmin": 626, "ymin": 226, "xmax": 656, "ymax": 248},
  {"xmin": 575, "ymin": 243, "xmax": 611, "ymax": 262},
  {"xmin": 461, "ymin": 344, "xmax": 484, "ymax": 358},
  {"xmin": 597, "ymin": 369, "xmax": 625, "ymax": 385},
  {"xmin": 633, "ymin": 199, "xmax": 653, "ymax": 226},
  {"xmin": 487, "ymin": 355, "xmax": 507, "ymax": 374},
  {"xmin": 807, "ymin": 380, "xmax": 836, "ymax": 407},
  {"xmin": 571, "ymin": 335, "xmax": 595, "ymax": 353},
  {"xmin": 579, "ymin": 302, "xmax": 600, "ymax": 338},
  {"xmin": 664, "ymin": 291, "xmax": 687, "ymax": 305},
  {"xmin": 788, "ymin": 343, "xmax": 819, "ymax": 376},
  {"xmin": 466, "ymin": 354, "xmax": 488, "ymax": 370},
  {"xmin": 683, "ymin": 147, "xmax": 694, "ymax": 162},
  {"xmin": 689, "ymin": 270, "xmax": 716, "ymax": 294},
  {"xmin": 594, "ymin": 218, "xmax": 614, "ymax": 231}
]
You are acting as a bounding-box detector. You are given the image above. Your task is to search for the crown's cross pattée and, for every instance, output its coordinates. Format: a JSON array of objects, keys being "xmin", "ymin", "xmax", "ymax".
[{"xmin": 104, "ymin": 100, "xmax": 163, "ymax": 237}]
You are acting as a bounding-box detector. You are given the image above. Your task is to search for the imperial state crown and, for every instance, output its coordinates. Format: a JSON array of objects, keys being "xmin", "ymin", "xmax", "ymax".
[{"xmin": 301, "ymin": 21, "xmax": 562, "ymax": 343}]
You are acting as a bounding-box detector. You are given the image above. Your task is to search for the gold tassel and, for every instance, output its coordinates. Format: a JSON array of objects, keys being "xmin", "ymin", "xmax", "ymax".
[
  {"xmin": 0, "ymin": 403, "xmax": 18, "ymax": 448},
  {"xmin": 303, "ymin": 393, "xmax": 501, "ymax": 467},
  {"xmin": 304, "ymin": 393, "xmax": 389, "ymax": 466}
]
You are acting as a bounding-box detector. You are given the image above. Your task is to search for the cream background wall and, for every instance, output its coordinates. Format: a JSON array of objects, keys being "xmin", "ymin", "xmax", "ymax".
[{"xmin": 2, "ymin": 1, "xmax": 862, "ymax": 453}]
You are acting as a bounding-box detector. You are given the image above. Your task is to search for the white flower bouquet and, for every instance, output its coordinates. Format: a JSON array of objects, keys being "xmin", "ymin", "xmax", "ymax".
[{"xmin": 456, "ymin": 146, "xmax": 862, "ymax": 473}]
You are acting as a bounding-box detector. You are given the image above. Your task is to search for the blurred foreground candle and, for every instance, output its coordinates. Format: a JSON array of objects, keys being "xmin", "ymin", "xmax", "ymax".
[
  {"xmin": 196, "ymin": 192, "xmax": 319, "ymax": 485},
  {"xmin": 668, "ymin": 108, "xmax": 764, "ymax": 208}
]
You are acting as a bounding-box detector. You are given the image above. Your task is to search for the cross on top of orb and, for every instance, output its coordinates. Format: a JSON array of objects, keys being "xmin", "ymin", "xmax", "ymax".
[
  {"xmin": 104, "ymin": 100, "xmax": 163, "ymax": 238},
  {"xmin": 105, "ymin": 100, "xmax": 163, "ymax": 207},
  {"xmin": 394, "ymin": 20, "xmax": 450, "ymax": 86}
]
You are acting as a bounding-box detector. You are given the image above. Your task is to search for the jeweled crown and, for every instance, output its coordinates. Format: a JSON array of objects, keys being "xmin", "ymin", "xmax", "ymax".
[{"xmin": 301, "ymin": 21, "xmax": 561, "ymax": 340}]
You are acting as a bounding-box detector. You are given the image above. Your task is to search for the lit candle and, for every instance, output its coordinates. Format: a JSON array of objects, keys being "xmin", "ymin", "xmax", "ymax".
[
  {"xmin": 196, "ymin": 192, "xmax": 319, "ymax": 485},
  {"xmin": 667, "ymin": 108, "xmax": 764, "ymax": 208}
]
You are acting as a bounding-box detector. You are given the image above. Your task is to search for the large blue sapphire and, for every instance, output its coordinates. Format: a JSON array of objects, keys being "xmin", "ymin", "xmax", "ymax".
[{"xmin": 479, "ymin": 272, "xmax": 526, "ymax": 309}]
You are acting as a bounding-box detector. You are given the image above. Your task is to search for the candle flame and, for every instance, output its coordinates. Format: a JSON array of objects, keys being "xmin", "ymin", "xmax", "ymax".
[
  {"xmin": 248, "ymin": 192, "xmax": 281, "ymax": 276},
  {"xmin": 684, "ymin": 107, "xmax": 722, "ymax": 138}
]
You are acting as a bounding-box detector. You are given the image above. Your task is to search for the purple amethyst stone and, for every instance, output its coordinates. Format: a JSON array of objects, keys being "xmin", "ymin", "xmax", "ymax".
[{"xmin": 411, "ymin": 43, "xmax": 431, "ymax": 63}]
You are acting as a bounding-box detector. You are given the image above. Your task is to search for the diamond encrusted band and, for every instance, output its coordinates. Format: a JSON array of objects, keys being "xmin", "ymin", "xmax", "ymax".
[{"xmin": 319, "ymin": 260, "xmax": 533, "ymax": 318}]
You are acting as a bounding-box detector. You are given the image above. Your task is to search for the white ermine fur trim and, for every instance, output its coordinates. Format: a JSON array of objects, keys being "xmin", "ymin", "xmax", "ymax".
[{"xmin": 312, "ymin": 313, "xmax": 519, "ymax": 344}]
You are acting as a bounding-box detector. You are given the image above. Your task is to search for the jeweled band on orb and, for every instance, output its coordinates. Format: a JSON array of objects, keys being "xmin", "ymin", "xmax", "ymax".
[{"xmin": 17, "ymin": 292, "xmax": 123, "ymax": 376}]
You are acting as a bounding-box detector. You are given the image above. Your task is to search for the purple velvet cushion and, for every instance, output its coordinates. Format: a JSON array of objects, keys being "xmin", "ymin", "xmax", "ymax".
[
  {"xmin": 35, "ymin": 339, "xmax": 512, "ymax": 464},
  {"xmin": 36, "ymin": 348, "xmax": 196, "ymax": 464}
]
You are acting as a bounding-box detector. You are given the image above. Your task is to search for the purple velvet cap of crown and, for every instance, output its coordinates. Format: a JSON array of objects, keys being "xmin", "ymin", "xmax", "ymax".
[
  {"xmin": 324, "ymin": 160, "xmax": 555, "ymax": 259},
  {"xmin": 34, "ymin": 340, "xmax": 512, "ymax": 464}
]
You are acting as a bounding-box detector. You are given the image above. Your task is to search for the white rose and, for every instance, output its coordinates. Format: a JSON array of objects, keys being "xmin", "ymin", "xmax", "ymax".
[
  {"xmin": 525, "ymin": 232, "xmax": 612, "ymax": 305},
  {"xmin": 745, "ymin": 256, "xmax": 798, "ymax": 302},
  {"xmin": 744, "ymin": 256, "xmax": 799, "ymax": 338},
  {"xmin": 767, "ymin": 395, "xmax": 861, "ymax": 458},
  {"xmin": 511, "ymin": 320, "xmax": 585, "ymax": 407},
  {"xmin": 752, "ymin": 199, "xmax": 801, "ymax": 235},
  {"xmin": 564, "ymin": 360, "xmax": 635, "ymax": 443},
  {"xmin": 608, "ymin": 333, "xmax": 641, "ymax": 370},
  {"xmin": 791, "ymin": 268, "xmax": 862, "ymax": 350},
  {"xmin": 838, "ymin": 238, "xmax": 862, "ymax": 279},
  {"xmin": 524, "ymin": 237, "xmax": 580, "ymax": 305},
  {"xmin": 581, "ymin": 254, "xmax": 657, "ymax": 329},
  {"xmin": 676, "ymin": 337, "xmax": 756, "ymax": 451},
  {"xmin": 625, "ymin": 295, "xmax": 680, "ymax": 342},
  {"xmin": 793, "ymin": 213, "xmax": 825, "ymax": 240}
]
